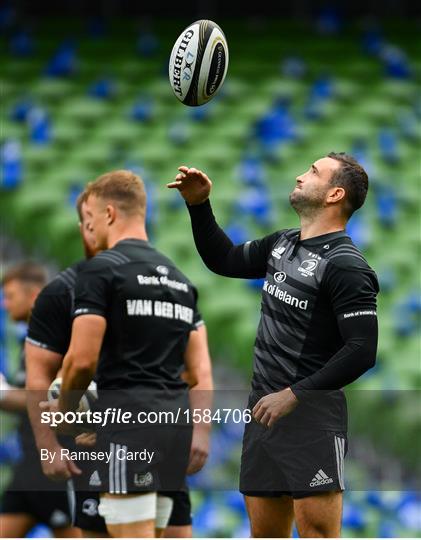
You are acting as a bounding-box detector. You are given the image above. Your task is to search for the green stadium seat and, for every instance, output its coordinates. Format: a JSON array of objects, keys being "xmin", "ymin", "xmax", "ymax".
[
  {"xmin": 59, "ymin": 97, "xmax": 110, "ymax": 126},
  {"xmin": 31, "ymin": 78, "xmax": 75, "ymax": 103}
]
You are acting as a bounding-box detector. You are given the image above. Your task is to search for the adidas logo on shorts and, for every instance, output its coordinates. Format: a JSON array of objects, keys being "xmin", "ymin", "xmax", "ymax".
[
  {"xmin": 89, "ymin": 470, "xmax": 102, "ymax": 487},
  {"xmin": 309, "ymin": 469, "xmax": 333, "ymax": 487}
]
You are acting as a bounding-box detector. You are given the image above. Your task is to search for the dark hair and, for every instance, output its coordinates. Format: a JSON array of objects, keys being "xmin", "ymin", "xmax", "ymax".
[
  {"xmin": 2, "ymin": 261, "xmax": 48, "ymax": 287},
  {"xmin": 327, "ymin": 152, "xmax": 369, "ymax": 217}
]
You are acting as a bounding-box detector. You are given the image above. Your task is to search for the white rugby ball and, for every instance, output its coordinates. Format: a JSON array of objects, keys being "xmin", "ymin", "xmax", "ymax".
[
  {"xmin": 47, "ymin": 377, "xmax": 97, "ymax": 412},
  {"xmin": 169, "ymin": 19, "xmax": 229, "ymax": 106}
]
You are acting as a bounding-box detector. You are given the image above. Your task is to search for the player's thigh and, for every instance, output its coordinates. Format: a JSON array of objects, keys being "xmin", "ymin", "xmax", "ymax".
[
  {"xmin": 106, "ymin": 520, "xmax": 155, "ymax": 538},
  {"xmin": 72, "ymin": 488, "xmax": 108, "ymax": 536},
  {"xmin": 52, "ymin": 525, "xmax": 82, "ymax": 538},
  {"xmin": 162, "ymin": 489, "xmax": 192, "ymax": 537},
  {"xmin": 100, "ymin": 493, "xmax": 155, "ymax": 538},
  {"xmin": 240, "ymin": 419, "xmax": 290, "ymax": 494},
  {"xmin": 163, "ymin": 524, "xmax": 192, "ymax": 537},
  {"xmin": 294, "ymin": 490, "xmax": 343, "ymax": 538},
  {"xmin": 0, "ymin": 513, "xmax": 36, "ymax": 538},
  {"xmin": 81, "ymin": 530, "xmax": 109, "ymax": 538},
  {"xmin": 155, "ymin": 493, "xmax": 178, "ymax": 538},
  {"xmin": 244, "ymin": 495, "xmax": 294, "ymax": 538}
]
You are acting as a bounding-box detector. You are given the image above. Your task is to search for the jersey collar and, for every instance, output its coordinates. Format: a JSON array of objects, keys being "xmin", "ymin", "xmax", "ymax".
[
  {"xmin": 299, "ymin": 230, "xmax": 349, "ymax": 247},
  {"xmin": 115, "ymin": 238, "xmax": 150, "ymax": 247}
]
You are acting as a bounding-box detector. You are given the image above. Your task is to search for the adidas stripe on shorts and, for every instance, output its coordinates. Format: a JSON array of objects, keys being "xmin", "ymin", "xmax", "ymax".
[{"xmin": 82, "ymin": 425, "xmax": 192, "ymax": 494}]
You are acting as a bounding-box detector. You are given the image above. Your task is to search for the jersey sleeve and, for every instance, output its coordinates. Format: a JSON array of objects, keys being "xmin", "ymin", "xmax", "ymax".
[
  {"xmin": 189, "ymin": 285, "xmax": 204, "ymax": 330},
  {"xmin": 290, "ymin": 256, "xmax": 379, "ymax": 399},
  {"xmin": 187, "ymin": 199, "xmax": 283, "ymax": 278},
  {"xmin": 242, "ymin": 232, "xmax": 286, "ymax": 276},
  {"xmin": 73, "ymin": 257, "xmax": 114, "ymax": 318},
  {"xmin": 324, "ymin": 255, "xmax": 379, "ymax": 318},
  {"xmin": 26, "ymin": 281, "xmax": 72, "ymax": 355},
  {"xmin": 193, "ymin": 307, "xmax": 204, "ymax": 329}
]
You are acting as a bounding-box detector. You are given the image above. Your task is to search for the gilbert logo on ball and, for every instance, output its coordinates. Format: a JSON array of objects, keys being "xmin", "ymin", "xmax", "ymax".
[{"xmin": 169, "ymin": 19, "xmax": 229, "ymax": 106}]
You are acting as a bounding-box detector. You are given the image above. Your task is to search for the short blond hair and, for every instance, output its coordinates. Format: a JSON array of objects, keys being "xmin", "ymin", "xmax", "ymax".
[{"xmin": 85, "ymin": 170, "xmax": 147, "ymax": 218}]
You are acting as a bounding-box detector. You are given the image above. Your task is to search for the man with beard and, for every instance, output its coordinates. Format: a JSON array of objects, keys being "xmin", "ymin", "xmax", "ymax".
[{"xmin": 168, "ymin": 152, "xmax": 379, "ymax": 537}]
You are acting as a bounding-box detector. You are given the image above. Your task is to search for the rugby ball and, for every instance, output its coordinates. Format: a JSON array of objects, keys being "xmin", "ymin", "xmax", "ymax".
[
  {"xmin": 47, "ymin": 377, "xmax": 98, "ymax": 412},
  {"xmin": 169, "ymin": 19, "xmax": 229, "ymax": 106}
]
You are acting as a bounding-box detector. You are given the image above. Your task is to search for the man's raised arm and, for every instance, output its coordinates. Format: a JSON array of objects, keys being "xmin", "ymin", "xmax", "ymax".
[{"xmin": 168, "ymin": 166, "xmax": 279, "ymax": 279}]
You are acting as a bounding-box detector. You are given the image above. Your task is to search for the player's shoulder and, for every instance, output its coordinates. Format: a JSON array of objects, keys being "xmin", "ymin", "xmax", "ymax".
[
  {"xmin": 41, "ymin": 260, "xmax": 84, "ymax": 296},
  {"xmin": 284, "ymin": 227, "xmax": 300, "ymax": 239},
  {"xmin": 93, "ymin": 247, "xmax": 132, "ymax": 267},
  {"xmin": 80, "ymin": 248, "xmax": 130, "ymax": 275},
  {"xmin": 269, "ymin": 228, "xmax": 299, "ymax": 242},
  {"xmin": 259, "ymin": 227, "xmax": 298, "ymax": 249},
  {"xmin": 324, "ymin": 237, "xmax": 375, "ymax": 273}
]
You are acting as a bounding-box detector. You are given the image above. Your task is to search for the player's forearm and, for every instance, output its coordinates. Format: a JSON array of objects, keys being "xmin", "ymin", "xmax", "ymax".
[
  {"xmin": 192, "ymin": 365, "xmax": 213, "ymax": 392},
  {"xmin": 189, "ymin": 364, "xmax": 213, "ymax": 432},
  {"xmin": 0, "ymin": 387, "xmax": 27, "ymax": 412},
  {"xmin": 26, "ymin": 372, "xmax": 61, "ymax": 451},
  {"xmin": 290, "ymin": 316, "xmax": 378, "ymax": 399},
  {"xmin": 186, "ymin": 324, "xmax": 214, "ymax": 430},
  {"xmin": 59, "ymin": 353, "xmax": 95, "ymax": 412},
  {"xmin": 187, "ymin": 200, "xmax": 257, "ymax": 278}
]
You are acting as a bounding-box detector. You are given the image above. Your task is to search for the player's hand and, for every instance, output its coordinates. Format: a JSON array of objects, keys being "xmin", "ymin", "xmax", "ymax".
[
  {"xmin": 252, "ymin": 388, "xmax": 298, "ymax": 428},
  {"xmin": 39, "ymin": 399, "xmax": 81, "ymax": 436},
  {"xmin": 186, "ymin": 424, "xmax": 210, "ymax": 475},
  {"xmin": 167, "ymin": 166, "xmax": 212, "ymax": 205},
  {"xmin": 40, "ymin": 443, "xmax": 82, "ymax": 481},
  {"xmin": 40, "ymin": 398, "xmax": 59, "ymax": 413},
  {"xmin": 75, "ymin": 432, "xmax": 97, "ymax": 447}
]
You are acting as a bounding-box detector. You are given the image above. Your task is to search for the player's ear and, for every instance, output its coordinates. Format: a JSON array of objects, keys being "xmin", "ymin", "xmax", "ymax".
[
  {"xmin": 327, "ymin": 186, "xmax": 346, "ymax": 205},
  {"xmin": 106, "ymin": 204, "xmax": 116, "ymax": 226}
]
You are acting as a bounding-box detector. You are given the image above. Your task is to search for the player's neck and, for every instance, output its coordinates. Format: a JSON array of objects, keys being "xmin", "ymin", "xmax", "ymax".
[
  {"xmin": 299, "ymin": 214, "xmax": 346, "ymax": 241},
  {"xmin": 107, "ymin": 223, "xmax": 148, "ymax": 248}
]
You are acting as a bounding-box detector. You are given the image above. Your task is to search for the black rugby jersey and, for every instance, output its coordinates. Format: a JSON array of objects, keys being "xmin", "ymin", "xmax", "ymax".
[
  {"xmin": 187, "ymin": 200, "xmax": 379, "ymax": 430},
  {"xmin": 22, "ymin": 263, "xmax": 85, "ymax": 456},
  {"xmin": 27, "ymin": 261, "xmax": 86, "ymax": 355},
  {"xmin": 72, "ymin": 239, "xmax": 202, "ymax": 393},
  {"xmin": 250, "ymin": 228, "xmax": 378, "ymax": 394},
  {"xmin": 28, "ymin": 259, "xmax": 202, "ymax": 358}
]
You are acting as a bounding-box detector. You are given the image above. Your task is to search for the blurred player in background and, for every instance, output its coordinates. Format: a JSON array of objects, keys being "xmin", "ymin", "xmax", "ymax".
[
  {"xmin": 0, "ymin": 262, "xmax": 79, "ymax": 538},
  {"xmin": 169, "ymin": 153, "xmax": 379, "ymax": 537},
  {"xmin": 25, "ymin": 205, "xmax": 105, "ymax": 537},
  {"xmin": 27, "ymin": 174, "xmax": 212, "ymax": 538}
]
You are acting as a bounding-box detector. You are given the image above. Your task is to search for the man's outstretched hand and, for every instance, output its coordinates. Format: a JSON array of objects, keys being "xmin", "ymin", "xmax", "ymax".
[{"xmin": 167, "ymin": 166, "xmax": 212, "ymax": 206}]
